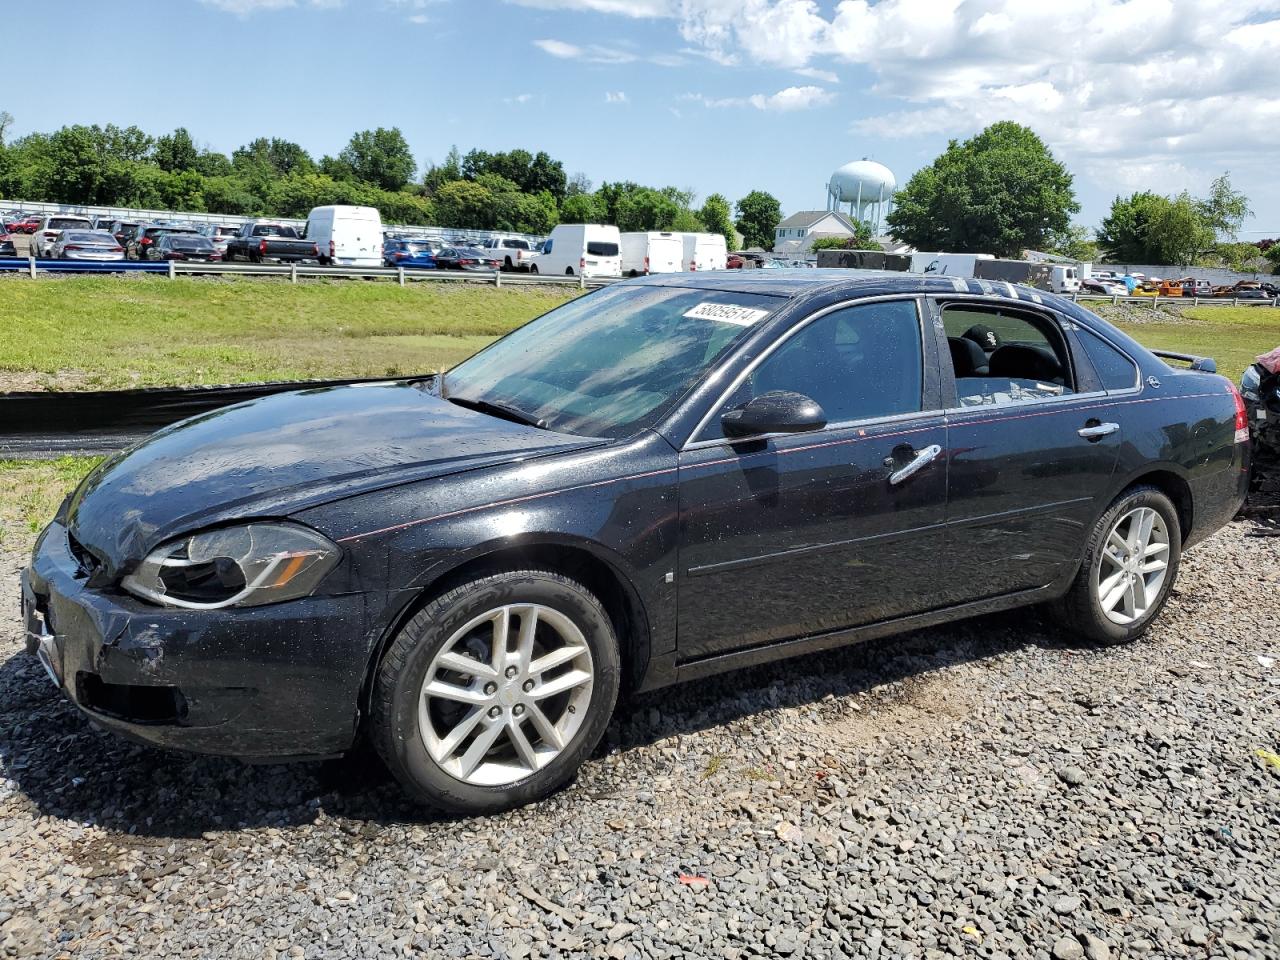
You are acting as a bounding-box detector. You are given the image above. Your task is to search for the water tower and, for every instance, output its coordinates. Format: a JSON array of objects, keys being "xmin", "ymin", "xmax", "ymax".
[{"xmin": 826, "ymin": 159, "xmax": 896, "ymax": 235}]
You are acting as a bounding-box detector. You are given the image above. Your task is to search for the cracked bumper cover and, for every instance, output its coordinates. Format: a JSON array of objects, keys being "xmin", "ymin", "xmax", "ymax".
[{"xmin": 24, "ymin": 520, "xmax": 384, "ymax": 760}]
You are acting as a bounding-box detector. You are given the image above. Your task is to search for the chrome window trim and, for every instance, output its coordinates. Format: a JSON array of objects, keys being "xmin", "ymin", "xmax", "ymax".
[{"xmin": 682, "ymin": 294, "xmax": 930, "ymax": 450}]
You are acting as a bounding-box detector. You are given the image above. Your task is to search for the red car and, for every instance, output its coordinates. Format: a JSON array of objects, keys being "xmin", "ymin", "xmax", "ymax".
[
  {"xmin": 13, "ymin": 215, "xmax": 41, "ymax": 234},
  {"xmin": 726, "ymin": 254, "xmax": 745, "ymax": 269}
]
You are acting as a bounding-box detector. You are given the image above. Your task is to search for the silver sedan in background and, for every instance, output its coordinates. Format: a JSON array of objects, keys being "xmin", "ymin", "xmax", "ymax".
[{"xmin": 49, "ymin": 230, "xmax": 126, "ymax": 261}]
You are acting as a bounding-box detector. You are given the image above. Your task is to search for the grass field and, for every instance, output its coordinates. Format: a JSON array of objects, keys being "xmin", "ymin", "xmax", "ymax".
[
  {"xmin": 0, "ymin": 276, "xmax": 578, "ymax": 390},
  {"xmin": 1107, "ymin": 306, "xmax": 1279, "ymax": 383},
  {"xmin": 0, "ymin": 276, "xmax": 1276, "ymax": 391},
  {"xmin": 0, "ymin": 457, "xmax": 97, "ymax": 549}
]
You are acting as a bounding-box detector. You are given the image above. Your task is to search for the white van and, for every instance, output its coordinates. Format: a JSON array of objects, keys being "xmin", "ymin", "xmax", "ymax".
[
  {"xmin": 681, "ymin": 232, "xmax": 728, "ymax": 272},
  {"xmin": 305, "ymin": 205, "xmax": 383, "ymax": 268},
  {"xmin": 620, "ymin": 231, "xmax": 683, "ymax": 276},
  {"xmin": 531, "ymin": 224, "xmax": 621, "ymax": 278}
]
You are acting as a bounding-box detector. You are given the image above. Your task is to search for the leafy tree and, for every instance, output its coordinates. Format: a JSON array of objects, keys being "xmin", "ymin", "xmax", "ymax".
[
  {"xmin": 809, "ymin": 219, "xmax": 875, "ymax": 250},
  {"xmin": 560, "ymin": 192, "xmax": 602, "ymax": 223},
  {"xmin": 1144, "ymin": 192, "xmax": 1214, "ymax": 266},
  {"xmin": 735, "ymin": 190, "xmax": 782, "ymax": 250},
  {"xmin": 434, "ymin": 179, "xmax": 495, "ymax": 228},
  {"xmin": 233, "ymin": 137, "xmax": 314, "ymax": 178},
  {"xmin": 1267, "ymin": 245, "xmax": 1280, "ymax": 275},
  {"xmin": 1211, "ymin": 241, "xmax": 1268, "ymax": 273},
  {"xmin": 699, "ymin": 193, "xmax": 735, "ymax": 247},
  {"xmin": 671, "ymin": 209, "xmax": 704, "ymax": 233},
  {"xmin": 1196, "ymin": 173, "xmax": 1251, "ymax": 240},
  {"xmin": 1096, "ymin": 192, "xmax": 1166, "ymax": 262},
  {"xmin": 615, "ymin": 187, "xmax": 683, "ymax": 232},
  {"xmin": 195, "ymin": 151, "xmax": 234, "ymax": 178},
  {"xmin": 338, "ymin": 127, "xmax": 415, "ymax": 191},
  {"xmin": 566, "ymin": 171, "xmax": 592, "ymax": 197},
  {"xmin": 423, "ymin": 145, "xmax": 462, "ymax": 193},
  {"xmin": 46, "ymin": 126, "xmax": 103, "ymax": 204},
  {"xmin": 886, "ymin": 122, "xmax": 1078, "ymax": 257},
  {"xmin": 1049, "ymin": 224, "xmax": 1101, "ymax": 262},
  {"xmin": 0, "ymin": 110, "xmax": 12, "ymax": 146},
  {"xmin": 153, "ymin": 127, "xmax": 199, "ymax": 173}
]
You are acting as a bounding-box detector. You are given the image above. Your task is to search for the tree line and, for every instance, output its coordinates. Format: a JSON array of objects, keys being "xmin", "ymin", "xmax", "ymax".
[{"xmin": 0, "ymin": 112, "xmax": 782, "ymax": 248}]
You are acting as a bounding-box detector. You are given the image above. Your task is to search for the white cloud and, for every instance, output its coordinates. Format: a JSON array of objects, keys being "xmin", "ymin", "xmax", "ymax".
[
  {"xmin": 511, "ymin": 0, "xmax": 1280, "ymax": 202},
  {"xmin": 533, "ymin": 37, "xmax": 682, "ymax": 65},
  {"xmin": 686, "ymin": 84, "xmax": 834, "ymax": 111},
  {"xmin": 604, "ymin": 91, "xmax": 629, "ymax": 103}
]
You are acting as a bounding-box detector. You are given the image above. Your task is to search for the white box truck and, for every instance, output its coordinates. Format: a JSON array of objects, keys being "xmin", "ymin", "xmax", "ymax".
[
  {"xmin": 682, "ymin": 232, "xmax": 728, "ymax": 272},
  {"xmin": 909, "ymin": 252, "xmax": 995, "ymax": 276},
  {"xmin": 531, "ymin": 224, "xmax": 621, "ymax": 278},
  {"xmin": 620, "ymin": 231, "xmax": 683, "ymax": 276},
  {"xmin": 305, "ymin": 205, "xmax": 383, "ymax": 268}
]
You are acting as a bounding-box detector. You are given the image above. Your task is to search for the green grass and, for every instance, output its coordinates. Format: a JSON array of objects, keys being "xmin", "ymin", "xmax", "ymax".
[
  {"xmin": 1112, "ymin": 306, "xmax": 1280, "ymax": 383},
  {"xmin": 0, "ymin": 275, "xmax": 579, "ymax": 390},
  {"xmin": 0, "ymin": 457, "xmax": 99, "ymax": 550}
]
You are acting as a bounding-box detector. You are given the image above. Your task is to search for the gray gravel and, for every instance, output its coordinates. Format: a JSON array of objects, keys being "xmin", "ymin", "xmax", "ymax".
[{"xmin": 2, "ymin": 518, "xmax": 1278, "ymax": 960}]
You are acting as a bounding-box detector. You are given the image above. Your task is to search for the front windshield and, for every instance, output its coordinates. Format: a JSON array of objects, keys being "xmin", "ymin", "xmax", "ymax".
[{"xmin": 444, "ymin": 284, "xmax": 783, "ymax": 438}]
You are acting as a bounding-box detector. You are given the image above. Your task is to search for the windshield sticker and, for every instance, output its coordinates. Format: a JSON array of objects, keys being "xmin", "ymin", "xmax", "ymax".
[{"xmin": 684, "ymin": 302, "xmax": 770, "ymax": 326}]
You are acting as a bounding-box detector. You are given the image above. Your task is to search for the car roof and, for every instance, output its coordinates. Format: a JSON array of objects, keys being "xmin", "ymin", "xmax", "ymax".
[{"xmin": 627, "ymin": 268, "xmax": 1092, "ymax": 308}]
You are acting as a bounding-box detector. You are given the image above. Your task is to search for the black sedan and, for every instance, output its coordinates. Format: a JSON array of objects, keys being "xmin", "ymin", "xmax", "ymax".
[
  {"xmin": 23, "ymin": 273, "xmax": 1250, "ymax": 814},
  {"xmin": 434, "ymin": 246, "xmax": 500, "ymax": 271}
]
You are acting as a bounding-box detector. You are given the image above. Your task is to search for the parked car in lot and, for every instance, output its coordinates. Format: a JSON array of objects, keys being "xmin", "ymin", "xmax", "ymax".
[
  {"xmin": 726, "ymin": 253, "xmax": 745, "ymax": 269},
  {"xmin": 153, "ymin": 234, "xmax": 221, "ymax": 262},
  {"xmin": 434, "ymin": 246, "xmax": 500, "ymax": 271},
  {"xmin": 22, "ymin": 272, "xmax": 1250, "ymax": 814},
  {"xmin": 128, "ymin": 224, "xmax": 199, "ymax": 260},
  {"xmin": 106, "ymin": 220, "xmax": 142, "ymax": 249},
  {"xmin": 383, "ymin": 239, "xmax": 438, "ymax": 269},
  {"xmin": 49, "ymin": 230, "xmax": 125, "ymax": 261},
  {"xmin": 0, "ymin": 231, "xmax": 15, "ymax": 257},
  {"xmin": 10, "ymin": 214, "xmax": 42, "ymax": 234},
  {"xmin": 197, "ymin": 223, "xmax": 242, "ymax": 256},
  {"xmin": 478, "ymin": 235, "xmax": 539, "ymax": 272},
  {"xmin": 1080, "ymin": 278, "xmax": 1127, "ymax": 296},
  {"xmin": 531, "ymin": 224, "xmax": 621, "ymax": 278},
  {"xmin": 305, "ymin": 205, "xmax": 383, "ymax": 268},
  {"xmin": 224, "ymin": 221, "xmax": 318, "ymax": 263},
  {"xmin": 31, "ymin": 215, "xmax": 95, "ymax": 257}
]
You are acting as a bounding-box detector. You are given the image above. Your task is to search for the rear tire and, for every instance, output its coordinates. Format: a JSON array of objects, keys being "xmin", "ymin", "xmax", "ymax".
[
  {"xmin": 529, "ymin": 264, "xmax": 539, "ymax": 275},
  {"xmin": 566, "ymin": 267, "xmax": 574, "ymax": 276},
  {"xmin": 1059, "ymin": 485, "xmax": 1181, "ymax": 645},
  {"xmin": 372, "ymin": 569, "xmax": 620, "ymax": 815}
]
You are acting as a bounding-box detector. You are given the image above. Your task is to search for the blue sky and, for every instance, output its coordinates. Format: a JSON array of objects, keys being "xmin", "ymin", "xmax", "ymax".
[{"xmin": 8, "ymin": 0, "xmax": 1279, "ymax": 238}]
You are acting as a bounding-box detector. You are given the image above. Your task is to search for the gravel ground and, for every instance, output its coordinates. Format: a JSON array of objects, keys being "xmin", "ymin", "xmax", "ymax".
[{"xmin": 2, "ymin": 517, "xmax": 1278, "ymax": 960}]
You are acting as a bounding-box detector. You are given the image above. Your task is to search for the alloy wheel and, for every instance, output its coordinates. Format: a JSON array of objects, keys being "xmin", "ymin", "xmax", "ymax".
[
  {"xmin": 1092, "ymin": 506, "xmax": 1170, "ymax": 625},
  {"xmin": 418, "ymin": 603, "xmax": 595, "ymax": 787}
]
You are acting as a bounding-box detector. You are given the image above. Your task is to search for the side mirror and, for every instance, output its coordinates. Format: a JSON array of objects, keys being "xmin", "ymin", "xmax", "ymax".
[{"xmin": 721, "ymin": 390, "xmax": 826, "ymax": 438}]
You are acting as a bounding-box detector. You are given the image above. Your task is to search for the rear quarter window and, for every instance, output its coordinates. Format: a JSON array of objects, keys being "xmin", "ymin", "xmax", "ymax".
[
  {"xmin": 1078, "ymin": 329, "xmax": 1139, "ymax": 391},
  {"xmin": 588, "ymin": 241, "xmax": 619, "ymax": 257}
]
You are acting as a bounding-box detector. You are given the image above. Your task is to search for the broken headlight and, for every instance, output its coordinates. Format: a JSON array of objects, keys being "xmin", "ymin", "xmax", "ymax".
[{"xmin": 121, "ymin": 522, "xmax": 341, "ymax": 610}]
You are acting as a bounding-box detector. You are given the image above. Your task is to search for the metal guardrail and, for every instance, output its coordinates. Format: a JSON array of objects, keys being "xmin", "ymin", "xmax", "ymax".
[
  {"xmin": 1069, "ymin": 291, "xmax": 1280, "ymax": 308},
  {"xmin": 0, "ymin": 256, "xmax": 618, "ymax": 289}
]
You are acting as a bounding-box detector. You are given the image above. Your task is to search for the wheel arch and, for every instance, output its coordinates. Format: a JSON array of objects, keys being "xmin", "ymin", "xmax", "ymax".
[
  {"xmin": 1111, "ymin": 466, "xmax": 1194, "ymax": 543},
  {"xmin": 358, "ymin": 536, "xmax": 653, "ymax": 718}
]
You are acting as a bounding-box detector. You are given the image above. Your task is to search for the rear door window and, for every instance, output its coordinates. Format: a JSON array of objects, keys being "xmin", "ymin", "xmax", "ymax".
[
  {"xmin": 587, "ymin": 241, "xmax": 619, "ymax": 257},
  {"xmin": 940, "ymin": 305, "xmax": 1076, "ymax": 407}
]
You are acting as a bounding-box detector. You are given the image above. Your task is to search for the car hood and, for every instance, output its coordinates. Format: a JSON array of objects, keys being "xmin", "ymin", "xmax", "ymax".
[{"xmin": 65, "ymin": 381, "xmax": 601, "ymax": 573}]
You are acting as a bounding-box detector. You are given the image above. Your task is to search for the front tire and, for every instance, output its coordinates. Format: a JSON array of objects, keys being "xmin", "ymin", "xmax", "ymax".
[
  {"xmin": 1060, "ymin": 485, "xmax": 1181, "ymax": 644},
  {"xmin": 372, "ymin": 570, "xmax": 620, "ymax": 814}
]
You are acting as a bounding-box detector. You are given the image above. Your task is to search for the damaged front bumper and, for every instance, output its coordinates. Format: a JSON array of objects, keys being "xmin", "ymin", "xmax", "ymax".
[{"xmin": 22, "ymin": 520, "xmax": 382, "ymax": 761}]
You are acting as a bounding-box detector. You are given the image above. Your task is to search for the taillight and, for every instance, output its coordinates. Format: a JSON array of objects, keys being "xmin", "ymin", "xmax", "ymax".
[
  {"xmin": 1228, "ymin": 380, "xmax": 1248, "ymax": 443},
  {"xmin": 260, "ymin": 239, "xmax": 268, "ymax": 256},
  {"xmin": 643, "ymin": 256, "xmax": 650, "ymax": 274},
  {"xmin": 394, "ymin": 252, "xmax": 407, "ymax": 259},
  {"xmin": 65, "ymin": 245, "xmax": 82, "ymax": 251},
  {"xmin": 140, "ymin": 236, "xmax": 152, "ymax": 245},
  {"xmin": 579, "ymin": 257, "xmax": 586, "ymax": 272},
  {"xmin": 689, "ymin": 259, "xmax": 697, "ymax": 271},
  {"xmin": 312, "ymin": 243, "xmax": 319, "ymax": 257},
  {"xmin": 329, "ymin": 240, "xmax": 335, "ymax": 259}
]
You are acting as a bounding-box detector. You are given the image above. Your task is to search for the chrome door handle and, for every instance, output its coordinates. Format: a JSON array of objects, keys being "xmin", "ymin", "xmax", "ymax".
[
  {"xmin": 889, "ymin": 444, "xmax": 942, "ymax": 485},
  {"xmin": 1078, "ymin": 422, "xmax": 1119, "ymax": 440}
]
